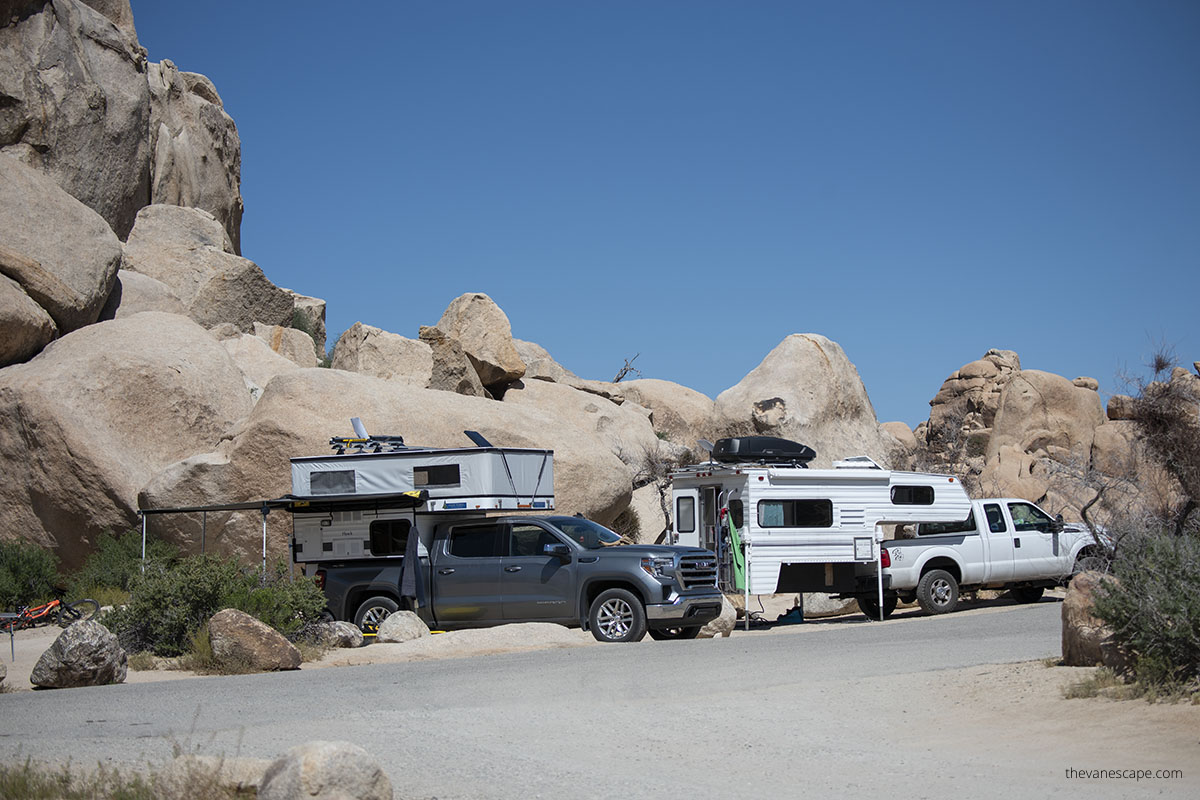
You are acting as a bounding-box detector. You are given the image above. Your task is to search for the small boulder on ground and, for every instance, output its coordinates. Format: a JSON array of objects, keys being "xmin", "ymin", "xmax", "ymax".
[
  {"xmin": 1062, "ymin": 571, "xmax": 1127, "ymax": 670},
  {"xmin": 311, "ymin": 621, "xmax": 364, "ymax": 649},
  {"xmin": 375, "ymin": 610, "xmax": 429, "ymax": 643},
  {"xmin": 207, "ymin": 609, "xmax": 301, "ymax": 671},
  {"xmin": 258, "ymin": 741, "xmax": 393, "ymax": 800},
  {"xmin": 30, "ymin": 621, "xmax": 127, "ymax": 689},
  {"xmin": 698, "ymin": 596, "xmax": 737, "ymax": 638}
]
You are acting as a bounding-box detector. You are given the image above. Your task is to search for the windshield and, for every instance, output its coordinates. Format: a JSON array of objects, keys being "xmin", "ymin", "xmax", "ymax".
[{"xmin": 548, "ymin": 517, "xmax": 631, "ymax": 549}]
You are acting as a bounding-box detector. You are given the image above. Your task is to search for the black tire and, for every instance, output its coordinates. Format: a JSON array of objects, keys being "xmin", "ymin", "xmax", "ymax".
[
  {"xmin": 1011, "ymin": 586, "xmax": 1044, "ymax": 604},
  {"xmin": 353, "ymin": 595, "xmax": 399, "ymax": 635},
  {"xmin": 916, "ymin": 569, "xmax": 959, "ymax": 615},
  {"xmin": 57, "ymin": 599, "xmax": 100, "ymax": 627},
  {"xmin": 856, "ymin": 595, "xmax": 898, "ymax": 620},
  {"xmin": 588, "ymin": 588, "xmax": 647, "ymax": 643},
  {"xmin": 647, "ymin": 626, "xmax": 702, "ymax": 641}
]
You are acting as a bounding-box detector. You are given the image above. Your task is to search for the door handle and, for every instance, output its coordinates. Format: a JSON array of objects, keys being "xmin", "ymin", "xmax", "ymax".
[
  {"xmin": 504, "ymin": 566, "xmax": 522, "ymax": 573},
  {"xmin": 1014, "ymin": 538, "xmax": 1021, "ymax": 548},
  {"xmin": 438, "ymin": 568, "xmax": 455, "ymax": 575}
]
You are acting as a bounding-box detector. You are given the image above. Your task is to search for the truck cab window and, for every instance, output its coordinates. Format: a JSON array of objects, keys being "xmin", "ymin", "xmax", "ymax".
[
  {"xmin": 448, "ymin": 524, "xmax": 503, "ymax": 557},
  {"xmin": 1007, "ymin": 502, "xmax": 1053, "ymax": 532},
  {"xmin": 509, "ymin": 525, "xmax": 562, "ymax": 557},
  {"xmin": 984, "ymin": 504, "xmax": 1007, "ymax": 533},
  {"xmin": 369, "ymin": 519, "xmax": 410, "ymax": 555}
]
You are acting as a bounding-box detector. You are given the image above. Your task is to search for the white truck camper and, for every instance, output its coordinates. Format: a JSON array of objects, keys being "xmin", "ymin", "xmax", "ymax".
[
  {"xmin": 669, "ymin": 436, "xmax": 972, "ymax": 617},
  {"xmin": 290, "ymin": 423, "xmax": 554, "ymax": 565}
]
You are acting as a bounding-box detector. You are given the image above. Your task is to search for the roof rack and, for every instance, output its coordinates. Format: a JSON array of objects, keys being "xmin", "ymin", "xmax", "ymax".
[{"xmin": 329, "ymin": 434, "xmax": 408, "ymax": 455}]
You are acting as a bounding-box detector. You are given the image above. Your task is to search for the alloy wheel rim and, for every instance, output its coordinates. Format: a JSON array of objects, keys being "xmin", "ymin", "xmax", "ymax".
[{"xmin": 598, "ymin": 599, "xmax": 633, "ymax": 638}]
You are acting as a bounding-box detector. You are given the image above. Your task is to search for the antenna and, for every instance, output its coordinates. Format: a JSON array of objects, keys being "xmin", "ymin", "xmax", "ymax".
[{"xmin": 351, "ymin": 417, "xmax": 369, "ymax": 439}]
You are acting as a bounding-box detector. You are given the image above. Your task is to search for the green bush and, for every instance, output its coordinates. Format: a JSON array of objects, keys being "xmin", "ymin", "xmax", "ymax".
[
  {"xmin": 0, "ymin": 539, "xmax": 61, "ymax": 611},
  {"xmin": 69, "ymin": 529, "xmax": 178, "ymax": 596},
  {"xmin": 1092, "ymin": 530, "xmax": 1200, "ymax": 685},
  {"xmin": 105, "ymin": 554, "xmax": 326, "ymax": 657}
]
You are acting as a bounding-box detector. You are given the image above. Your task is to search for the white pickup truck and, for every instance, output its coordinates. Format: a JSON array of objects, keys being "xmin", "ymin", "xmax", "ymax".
[{"xmin": 848, "ymin": 498, "xmax": 1110, "ymax": 619}]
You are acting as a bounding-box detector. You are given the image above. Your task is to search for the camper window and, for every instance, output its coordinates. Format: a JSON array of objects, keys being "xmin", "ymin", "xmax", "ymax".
[
  {"xmin": 891, "ymin": 485, "xmax": 935, "ymax": 505},
  {"xmin": 414, "ymin": 464, "xmax": 461, "ymax": 488},
  {"xmin": 676, "ymin": 497, "xmax": 696, "ymax": 534},
  {"xmin": 310, "ymin": 470, "xmax": 355, "ymax": 495},
  {"xmin": 369, "ymin": 519, "xmax": 411, "ymax": 555},
  {"xmin": 757, "ymin": 499, "xmax": 833, "ymax": 528},
  {"xmin": 448, "ymin": 524, "xmax": 503, "ymax": 558}
]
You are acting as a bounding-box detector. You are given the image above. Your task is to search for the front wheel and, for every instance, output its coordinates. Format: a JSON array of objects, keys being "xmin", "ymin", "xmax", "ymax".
[
  {"xmin": 588, "ymin": 589, "xmax": 647, "ymax": 643},
  {"xmin": 57, "ymin": 599, "xmax": 100, "ymax": 627},
  {"xmin": 856, "ymin": 595, "xmax": 898, "ymax": 620},
  {"xmin": 648, "ymin": 626, "xmax": 701, "ymax": 641},
  {"xmin": 916, "ymin": 569, "xmax": 959, "ymax": 615},
  {"xmin": 353, "ymin": 596, "xmax": 399, "ymax": 635}
]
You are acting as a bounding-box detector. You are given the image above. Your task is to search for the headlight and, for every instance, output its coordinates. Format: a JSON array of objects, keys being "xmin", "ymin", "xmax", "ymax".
[{"xmin": 640, "ymin": 556, "xmax": 675, "ymax": 579}]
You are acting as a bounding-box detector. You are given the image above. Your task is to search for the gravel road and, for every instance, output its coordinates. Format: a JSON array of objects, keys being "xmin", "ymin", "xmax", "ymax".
[{"xmin": 2, "ymin": 600, "xmax": 1196, "ymax": 799}]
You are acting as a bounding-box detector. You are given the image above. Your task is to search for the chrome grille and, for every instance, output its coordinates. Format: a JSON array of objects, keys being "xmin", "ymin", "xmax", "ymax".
[{"xmin": 678, "ymin": 554, "xmax": 718, "ymax": 590}]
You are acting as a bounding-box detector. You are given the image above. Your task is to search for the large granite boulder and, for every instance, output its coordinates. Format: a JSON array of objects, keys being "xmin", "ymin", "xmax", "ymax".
[
  {"xmin": 331, "ymin": 322, "xmax": 432, "ymax": 386},
  {"xmin": 0, "ymin": 312, "xmax": 254, "ymax": 567},
  {"xmin": 211, "ymin": 326, "xmax": 301, "ymax": 403},
  {"xmin": 713, "ymin": 334, "xmax": 891, "ymax": 467},
  {"xmin": 208, "ymin": 608, "xmax": 301, "ymax": 671},
  {"xmin": 253, "ymin": 322, "xmax": 318, "ymax": 368},
  {"xmin": 138, "ymin": 369, "xmax": 632, "ymax": 561},
  {"xmin": 435, "ymin": 293, "xmax": 525, "ymax": 392},
  {"xmin": 147, "ymin": 59, "xmax": 243, "ymax": 253},
  {"xmin": 78, "ymin": 0, "xmax": 136, "ymax": 39},
  {"xmin": 0, "ymin": 154, "xmax": 122, "ymax": 333},
  {"xmin": 97, "ymin": 269, "xmax": 186, "ymax": 320},
  {"xmin": 0, "ymin": 273, "xmax": 57, "ymax": 366},
  {"xmin": 1062, "ymin": 571, "xmax": 1127, "ymax": 671},
  {"xmin": 283, "ymin": 288, "xmax": 326, "ymax": 355},
  {"xmin": 259, "ymin": 741, "xmax": 393, "ymax": 800},
  {"xmin": 122, "ymin": 205, "xmax": 292, "ymax": 331},
  {"xmin": 419, "ymin": 325, "xmax": 487, "ymax": 396},
  {"xmin": 514, "ymin": 338, "xmax": 627, "ymax": 404},
  {"xmin": 925, "ymin": 349, "xmax": 1022, "ymax": 452},
  {"xmin": 0, "ymin": 0, "xmax": 150, "ymax": 239},
  {"xmin": 30, "ymin": 620, "xmax": 127, "ymax": 688},
  {"xmin": 375, "ymin": 610, "xmax": 429, "ymax": 644},
  {"xmin": 618, "ymin": 378, "xmax": 715, "ymax": 450},
  {"xmin": 986, "ymin": 370, "xmax": 1106, "ymax": 464}
]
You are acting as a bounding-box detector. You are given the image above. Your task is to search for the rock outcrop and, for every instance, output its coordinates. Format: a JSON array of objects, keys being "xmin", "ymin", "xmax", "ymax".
[
  {"xmin": 30, "ymin": 620, "xmax": 127, "ymax": 688},
  {"xmin": 419, "ymin": 325, "xmax": 488, "ymax": 396},
  {"xmin": 375, "ymin": 610, "xmax": 429, "ymax": 643},
  {"xmin": 0, "ymin": 154, "xmax": 122, "ymax": 334},
  {"xmin": 207, "ymin": 608, "xmax": 301, "ymax": 671},
  {"xmin": 986, "ymin": 370, "xmax": 1106, "ymax": 465},
  {"xmin": 331, "ymin": 322, "xmax": 432, "ymax": 386},
  {"xmin": 0, "ymin": 0, "xmax": 151, "ymax": 239},
  {"xmin": 122, "ymin": 205, "xmax": 292, "ymax": 331},
  {"xmin": 283, "ymin": 289, "xmax": 326, "ymax": 355},
  {"xmin": 713, "ymin": 334, "xmax": 891, "ymax": 466},
  {"xmin": 618, "ymin": 378, "xmax": 715, "ymax": 450},
  {"xmin": 435, "ymin": 293, "xmax": 526, "ymax": 392},
  {"xmin": 924, "ymin": 349, "xmax": 1021, "ymax": 454},
  {"xmin": 0, "ymin": 312, "xmax": 254, "ymax": 567},
  {"xmin": 253, "ymin": 323, "xmax": 318, "ymax": 368},
  {"xmin": 147, "ymin": 59, "xmax": 243, "ymax": 252},
  {"xmin": 258, "ymin": 741, "xmax": 393, "ymax": 800},
  {"xmin": 0, "ymin": 274, "xmax": 57, "ymax": 366}
]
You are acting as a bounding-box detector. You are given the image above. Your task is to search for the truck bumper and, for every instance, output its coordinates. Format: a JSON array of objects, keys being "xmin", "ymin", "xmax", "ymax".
[{"xmin": 645, "ymin": 591, "xmax": 723, "ymax": 628}]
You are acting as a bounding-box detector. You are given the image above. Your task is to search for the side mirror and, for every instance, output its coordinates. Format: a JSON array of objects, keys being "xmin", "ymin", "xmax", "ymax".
[
  {"xmin": 543, "ymin": 543, "xmax": 572, "ymax": 561},
  {"xmin": 1051, "ymin": 514, "xmax": 1065, "ymax": 533}
]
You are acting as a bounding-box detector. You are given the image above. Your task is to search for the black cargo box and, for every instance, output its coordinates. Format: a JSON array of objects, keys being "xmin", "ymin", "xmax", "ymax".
[{"xmin": 711, "ymin": 436, "xmax": 816, "ymax": 466}]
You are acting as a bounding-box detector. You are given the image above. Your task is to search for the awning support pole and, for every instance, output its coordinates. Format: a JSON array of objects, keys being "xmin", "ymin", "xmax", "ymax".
[
  {"xmin": 140, "ymin": 512, "xmax": 147, "ymax": 574},
  {"xmin": 261, "ymin": 504, "xmax": 269, "ymax": 574},
  {"xmin": 201, "ymin": 511, "xmax": 207, "ymax": 554},
  {"xmin": 744, "ymin": 538, "xmax": 751, "ymax": 632},
  {"xmin": 876, "ymin": 525, "xmax": 885, "ymax": 622}
]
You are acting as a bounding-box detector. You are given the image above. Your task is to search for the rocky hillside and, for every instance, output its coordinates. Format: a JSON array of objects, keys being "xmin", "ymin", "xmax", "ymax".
[{"xmin": 1, "ymin": 1, "xmax": 1193, "ymax": 568}]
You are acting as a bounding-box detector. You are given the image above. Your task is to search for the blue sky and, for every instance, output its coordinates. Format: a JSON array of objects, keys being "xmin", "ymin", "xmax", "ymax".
[{"xmin": 132, "ymin": 1, "xmax": 1199, "ymax": 428}]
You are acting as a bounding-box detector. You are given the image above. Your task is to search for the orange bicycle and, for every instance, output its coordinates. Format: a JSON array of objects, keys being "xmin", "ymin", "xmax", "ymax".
[{"xmin": 4, "ymin": 586, "xmax": 99, "ymax": 631}]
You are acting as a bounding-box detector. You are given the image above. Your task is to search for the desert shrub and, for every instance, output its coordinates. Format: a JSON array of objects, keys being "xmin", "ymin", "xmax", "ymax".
[
  {"xmin": 69, "ymin": 529, "xmax": 178, "ymax": 597},
  {"xmin": 0, "ymin": 539, "xmax": 61, "ymax": 611},
  {"xmin": 105, "ymin": 555, "xmax": 326, "ymax": 657},
  {"xmin": 1092, "ymin": 529, "xmax": 1200, "ymax": 685}
]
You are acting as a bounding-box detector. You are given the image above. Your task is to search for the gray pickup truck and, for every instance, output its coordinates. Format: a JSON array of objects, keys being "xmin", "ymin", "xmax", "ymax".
[{"xmin": 314, "ymin": 515, "xmax": 723, "ymax": 642}]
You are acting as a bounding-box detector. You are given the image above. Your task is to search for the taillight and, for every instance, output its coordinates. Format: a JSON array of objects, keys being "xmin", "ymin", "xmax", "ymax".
[
  {"xmin": 880, "ymin": 548, "xmax": 891, "ymax": 568},
  {"xmin": 314, "ymin": 569, "xmax": 326, "ymax": 590}
]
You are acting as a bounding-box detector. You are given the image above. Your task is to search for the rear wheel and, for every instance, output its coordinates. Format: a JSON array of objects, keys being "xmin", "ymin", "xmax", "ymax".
[
  {"xmin": 57, "ymin": 599, "xmax": 100, "ymax": 627},
  {"xmin": 588, "ymin": 588, "xmax": 647, "ymax": 643},
  {"xmin": 1011, "ymin": 586, "xmax": 1044, "ymax": 604},
  {"xmin": 856, "ymin": 595, "xmax": 898, "ymax": 620},
  {"xmin": 353, "ymin": 596, "xmax": 399, "ymax": 635},
  {"xmin": 916, "ymin": 569, "xmax": 959, "ymax": 615},
  {"xmin": 648, "ymin": 626, "xmax": 702, "ymax": 641}
]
